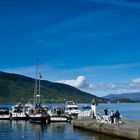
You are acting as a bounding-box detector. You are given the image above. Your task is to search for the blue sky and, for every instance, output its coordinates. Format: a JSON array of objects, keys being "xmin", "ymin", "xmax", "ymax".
[{"xmin": 0, "ymin": 0, "xmax": 140, "ymax": 96}]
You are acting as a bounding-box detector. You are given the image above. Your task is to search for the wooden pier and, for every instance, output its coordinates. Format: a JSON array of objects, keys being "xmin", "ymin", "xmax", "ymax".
[{"xmin": 73, "ymin": 118, "xmax": 140, "ymax": 140}]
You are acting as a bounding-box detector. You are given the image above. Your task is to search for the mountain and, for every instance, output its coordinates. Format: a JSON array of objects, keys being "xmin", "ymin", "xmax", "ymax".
[
  {"xmin": 103, "ymin": 93, "xmax": 140, "ymax": 102},
  {"xmin": 0, "ymin": 71, "xmax": 105, "ymax": 103}
]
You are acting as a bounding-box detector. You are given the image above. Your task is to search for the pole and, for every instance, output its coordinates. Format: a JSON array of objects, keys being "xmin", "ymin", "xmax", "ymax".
[
  {"xmin": 35, "ymin": 61, "xmax": 39, "ymax": 106},
  {"xmin": 39, "ymin": 74, "xmax": 41, "ymax": 104}
]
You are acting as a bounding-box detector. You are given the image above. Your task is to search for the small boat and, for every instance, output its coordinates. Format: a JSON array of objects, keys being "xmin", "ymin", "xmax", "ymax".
[
  {"xmin": 48, "ymin": 106, "xmax": 70, "ymax": 122},
  {"xmin": 11, "ymin": 103, "xmax": 29, "ymax": 120},
  {"xmin": 29, "ymin": 64, "xmax": 50, "ymax": 123},
  {"xmin": 78, "ymin": 105, "xmax": 92, "ymax": 118},
  {"xmin": 65, "ymin": 101, "xmax": 79, "ymax": 119},
  {"xmin": 0, "ymin": 107, "xmax": 11, "ymax": 120}
]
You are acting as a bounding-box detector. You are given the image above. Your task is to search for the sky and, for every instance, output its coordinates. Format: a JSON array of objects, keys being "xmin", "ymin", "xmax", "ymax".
[{"xmin": 0, "ymin": 0, "xmax": 140, "ymax": 97}]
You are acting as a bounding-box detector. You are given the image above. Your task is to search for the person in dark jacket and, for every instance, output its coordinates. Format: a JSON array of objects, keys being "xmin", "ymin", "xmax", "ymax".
[
  {"xmin": 114, "ymin": 110, "xmax": 120, "ymax": 123},
  {"xmin": 104, "ymin": 108, "xmax": 108, "ymax": 116}
]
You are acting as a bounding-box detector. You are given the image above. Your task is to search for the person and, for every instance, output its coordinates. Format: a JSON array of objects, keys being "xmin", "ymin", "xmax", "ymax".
[
  {"xmin": 104, "ymin": 108, "xmax": 108, "ymax": 116},
  {"xmin": 114, "ymin": 110, "xmax": 120, "ymax": 123},
  {"xmin": 110, "ymin": 110, "xmax": 114, "ymax": 123},
  {"xmin": 90, "ymin": 98, "xmax": 98, "ymax": 119}
]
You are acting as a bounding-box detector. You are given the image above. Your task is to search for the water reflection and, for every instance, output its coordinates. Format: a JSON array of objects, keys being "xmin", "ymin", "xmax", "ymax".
[
  {"xmin": 12, "ymin": 120, "xmax": 27, "ymax": 131},
  {"xmin": 30, "ymin": 123, "xmax": 48, "ymax": 140},
  {"xmin": 0, "ymin": 120, "xmax": 130, "ymax": 140},
  {"xmin": 0, "ymin": 120, "xmax": 11, "ymax": 139},
  {"xmin": 49, "ymin": 122, "xmax": 68, "ymax": 140}
]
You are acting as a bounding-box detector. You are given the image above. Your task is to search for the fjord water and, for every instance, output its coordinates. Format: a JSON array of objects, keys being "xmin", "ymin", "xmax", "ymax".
[
  {"xmin": 0, "ymin": 103, "xmax": 140, "ymax": 140},
  {"xmin": 98, "ymin": 103, "xmax": 140, "ymax": 121}
]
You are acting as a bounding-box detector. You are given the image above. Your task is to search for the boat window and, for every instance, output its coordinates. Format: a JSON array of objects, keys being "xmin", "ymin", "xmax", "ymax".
[
  {"xmin": 74, "ymin": 107, "xmax": 78, "ymax": 110},
  {"xmin": 69, "ymin": 107, "xmax": 78, "ymax": 110}
]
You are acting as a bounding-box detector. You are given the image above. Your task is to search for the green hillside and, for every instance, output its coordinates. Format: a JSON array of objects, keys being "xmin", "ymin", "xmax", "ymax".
[{"xmin": 0, "ymin": 71, "xmax": 106, "ymax": 103}]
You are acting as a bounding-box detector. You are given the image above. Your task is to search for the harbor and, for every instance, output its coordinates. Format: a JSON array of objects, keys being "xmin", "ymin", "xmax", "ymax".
[{"xmin": 0, "ymin": 103, "xmax": 140, "ymax": 140}]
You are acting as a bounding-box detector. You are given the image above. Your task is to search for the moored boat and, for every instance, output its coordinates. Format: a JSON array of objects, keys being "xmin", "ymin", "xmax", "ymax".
[
  {"xmin": 11, "ymin": 103, "xmax": 29, "ymax": 120},
  {"xmin": 48, "ymin": 106, "xmax": 70, "ymax": 122},
  {"xmin": 78, "ymin": 104, "xmax": 92, "ymax": 118},
  {"xmin": 65, "ymin": 101, "xmax": 79, "ymax": 119},
  {"xmin": 0, "ymin": 107, "xmax": 11, "ymax": 120},
  {"xmin": 29, "ymin": 105, "xmax": 49, "ymax": 123}
]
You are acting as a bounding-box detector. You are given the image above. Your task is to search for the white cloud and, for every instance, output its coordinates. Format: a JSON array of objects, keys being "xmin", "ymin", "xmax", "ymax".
[
  {"xmin": 56, "ymin": 76, "xmax": 89, "ymax": 88},
  {"xmin": 56, "ymin": 75, "xmax": 140, "ymax": 96},
  {"xmin": 131, "ymin": 78, "xmax": 140, "ymax": 84},
  {"xmin": 56, "ymin": 76, "xmax": 117, "ymax": 90},
  {"xmin": 95, "ymin": 83, "xmax": 117, "ymax": 90}
]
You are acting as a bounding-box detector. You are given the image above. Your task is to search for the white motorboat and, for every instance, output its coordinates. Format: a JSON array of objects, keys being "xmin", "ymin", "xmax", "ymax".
[
  {"xmin": 65, "ymin": 101, "xmax": 79, "ymax": 119},
  {"xmin": 11, "ymin": 103, "xmax": 29, "ymax": 120},
  {"xmin": 78, "ymin": 105, "xmax": 92, "ymax": 118},
  {"xmin": 48, "ymin": 106, "xmax": 70, "ymax": 122},
  {"xmin": 0, "ymin": 107, "xmax": 11, "ymax": 120}
]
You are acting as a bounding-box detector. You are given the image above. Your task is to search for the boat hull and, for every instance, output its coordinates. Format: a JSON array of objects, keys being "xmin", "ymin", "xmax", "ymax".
[
  {"xmin": 50, "ymin": 116, "xmax": 69, "ymax": 122},
  {"xmin": 0, "ymin": 115, "xmax": 11, "ymax": 120},
  {"xmin": 29, "ymin": 113, "xmax": 50, "ymax": 123},
  {"xmin": 29, "ymin": 116, "xmax": 48, "ymax": 123},
  {"xmin": 12, "ymin": 113, "xmax": 29, "ymax": 120}
]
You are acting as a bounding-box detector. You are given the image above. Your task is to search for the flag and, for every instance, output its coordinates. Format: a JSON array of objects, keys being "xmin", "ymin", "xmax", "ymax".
[{"xmin": 39, "ymin": 72, "xmax": 42, "ymax": 79}]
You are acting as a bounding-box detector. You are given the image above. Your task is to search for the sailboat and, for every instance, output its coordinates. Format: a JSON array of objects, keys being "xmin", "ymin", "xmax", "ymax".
[{"xmin": 28, "ymin": 64, "xmax": 50, "ymax": 123}]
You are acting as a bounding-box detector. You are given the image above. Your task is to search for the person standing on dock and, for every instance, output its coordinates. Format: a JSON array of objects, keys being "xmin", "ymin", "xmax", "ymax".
[
  {"xmin": 90, "ymin": 98, "xmax": 98, "ymax": 119},
  {"xmin": 104, "ymin": 108, "xmax": 108, "ymax": 116},
  {"xmin": 110, "ymin": 110, "xmax": 114, "ymax": 123},
  {"xmin": 114, "ymin": 110, "xmax": 120, "ymax": 124}
]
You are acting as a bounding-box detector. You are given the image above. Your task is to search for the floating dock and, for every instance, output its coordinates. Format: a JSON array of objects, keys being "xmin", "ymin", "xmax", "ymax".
[{"xmin": 73, "ymin": 118, "xmax": 140, "ymax": 140}]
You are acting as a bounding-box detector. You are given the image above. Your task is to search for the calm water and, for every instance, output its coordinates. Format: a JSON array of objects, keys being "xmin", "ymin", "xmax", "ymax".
[
  {"xmin": 0, "ymin": 103, "xmax": 139, "ymax": 140},
  {"xmin": 98, "ymin": 103, "xmax": 140, "ymax": 121}
]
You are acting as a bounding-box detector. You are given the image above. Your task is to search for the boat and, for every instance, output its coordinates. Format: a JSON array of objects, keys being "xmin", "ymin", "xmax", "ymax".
[
  {"xmin": 28, "ymin": 64, "xmax": 50, "ymax": 123},
  {"xmin": 0, "ymin": 107, "xmax": 11, "ymax": 120},
  {"xmin": 29, "ymin": 106, "xmax": 49, "ymax": 123},
  {"xmin": 78, "ymin": 104, "xmax": 92, "ymax": 118},
  {"xmin": 48, "ymin": 106, "xmax": 70, "ymax": 122},
  {"xmin": 65, "ymin": 101, "xmax": 80, "ymax": 119},
  {"xmin": 11, "ymin": 103, "xmax": 29, "ymax": 120}
]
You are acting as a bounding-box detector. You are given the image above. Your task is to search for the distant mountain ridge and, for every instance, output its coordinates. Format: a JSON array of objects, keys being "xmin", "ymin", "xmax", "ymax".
[
  {"xmin": 103, "ymin": 92, "xmax": 140, "ymax": 101},
  {"xmin": 0, "ymin": 71, "xmax": 105, "ymax": 103}
]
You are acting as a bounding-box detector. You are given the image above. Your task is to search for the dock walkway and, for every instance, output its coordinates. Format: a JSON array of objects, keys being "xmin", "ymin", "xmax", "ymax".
[{"xmin": 73, "ymin": 118, "xmax": 140, "ymax": 140}]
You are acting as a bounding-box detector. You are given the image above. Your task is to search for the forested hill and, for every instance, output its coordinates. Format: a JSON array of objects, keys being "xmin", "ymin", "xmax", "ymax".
[
  {"xmin": 103, "ymin": 93, "xmax": 140, "ymax": 102},
  {"xmin": 0, "ymin": 71, "xmax": 105, "ymax": 103}
]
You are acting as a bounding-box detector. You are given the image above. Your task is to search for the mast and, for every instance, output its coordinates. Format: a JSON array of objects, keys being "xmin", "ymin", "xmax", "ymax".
[
  {"xmin": 34, "ymin": 60, "xmax": 40, "ymax": 106},
  {"xmin": 39, "ymin": 72, "xmax": 41, "ymax": 104},
  {"xmin": 36, "ymin": 63, "xmax": 39, "ymax": 105}
]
